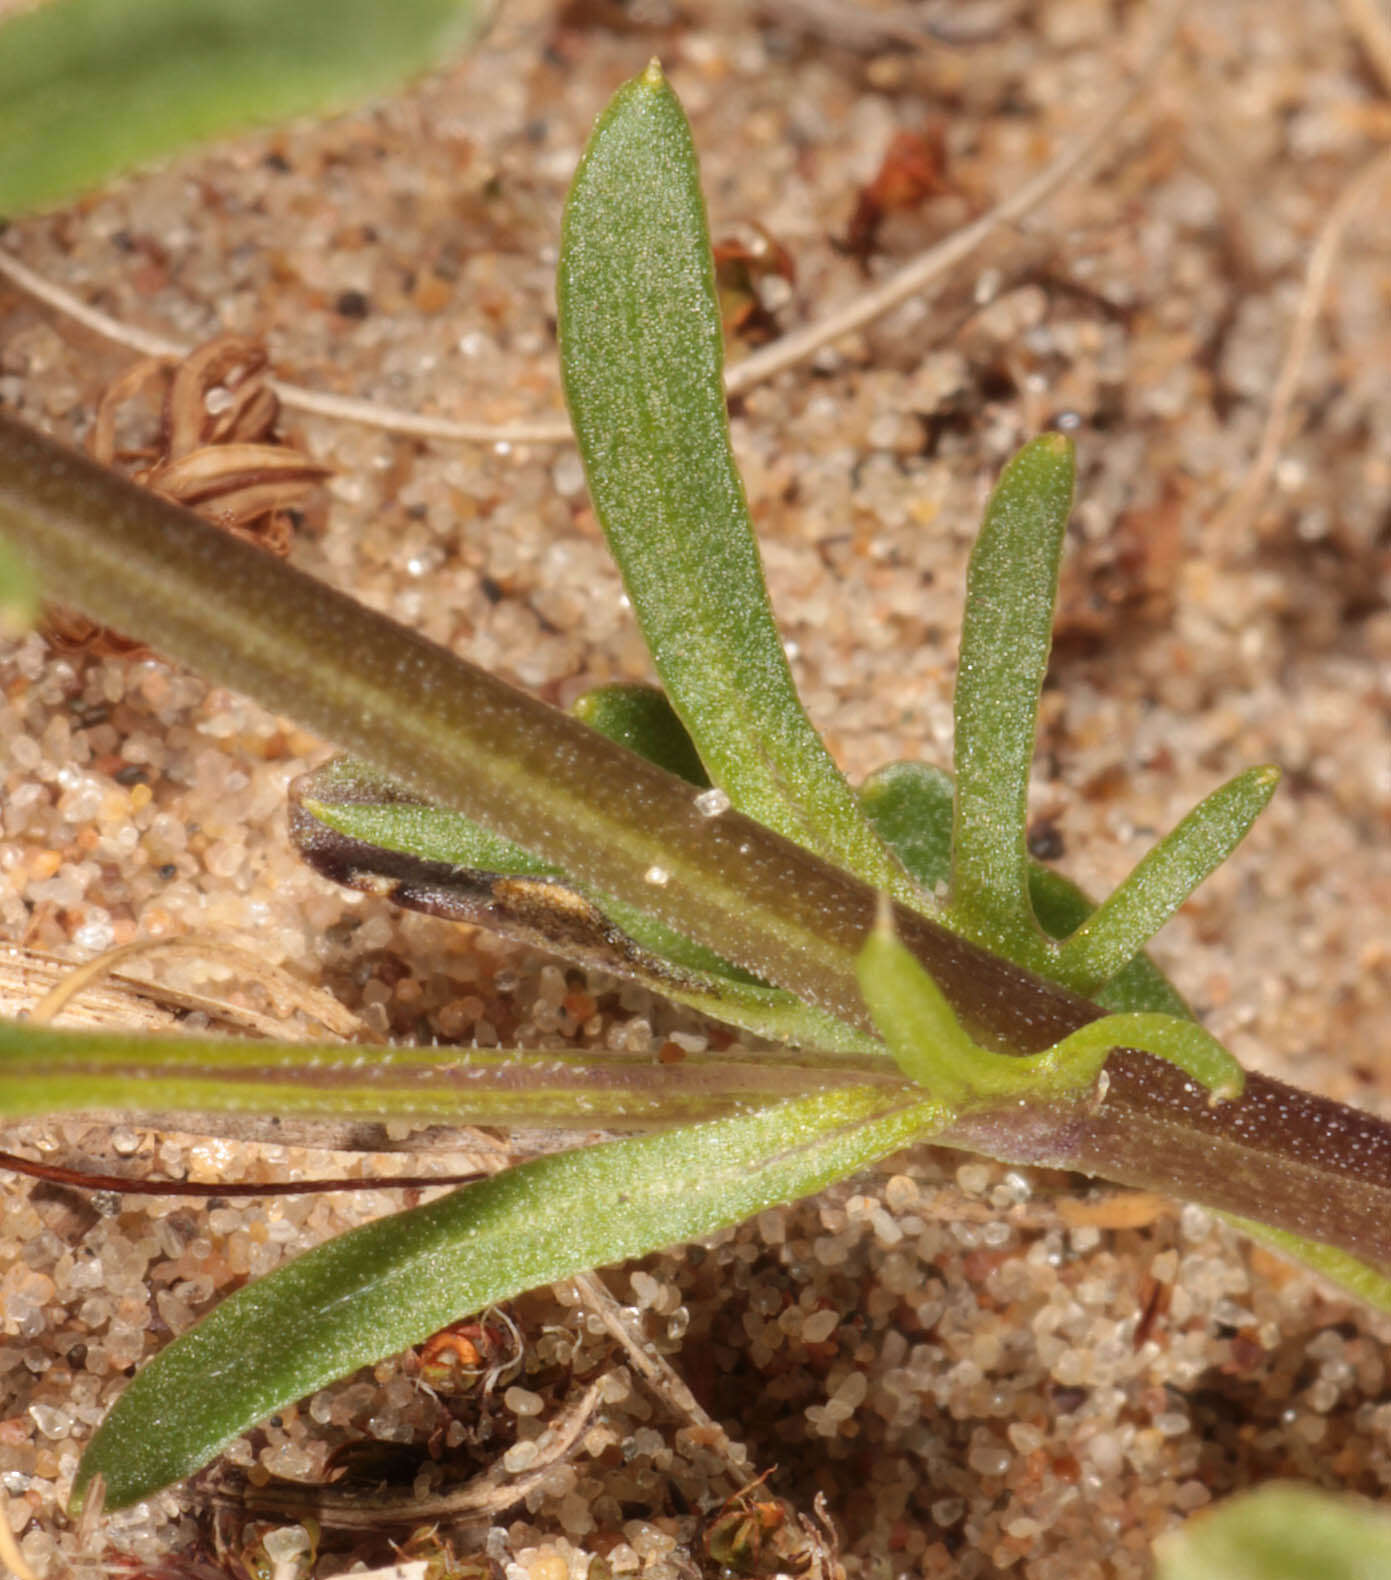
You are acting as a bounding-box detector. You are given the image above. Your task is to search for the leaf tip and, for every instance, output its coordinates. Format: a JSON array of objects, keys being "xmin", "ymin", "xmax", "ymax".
[
  {"xmin": 642, "ymin": 57, "xmax": 665, "ymax": 87},
  {"xmin": 66, "ymin": 1467, "xmax": 103, "ymax": 1522}
]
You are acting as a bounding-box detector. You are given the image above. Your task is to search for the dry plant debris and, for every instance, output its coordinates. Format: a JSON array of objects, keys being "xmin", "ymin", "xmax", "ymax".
[
  {"xmin": 42, "ymin": 335, "xmax": 329, "ymax": 657},
  {"xmin": 840, "ymin": 124, "xmax": 959, "ymax": 265}
]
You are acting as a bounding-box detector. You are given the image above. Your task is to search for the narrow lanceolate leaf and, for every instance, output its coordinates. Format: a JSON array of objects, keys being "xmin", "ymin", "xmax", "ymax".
[
  {"xmin": 558, "ymin": 62, "xmax": 903, "ymax": 894},
  {"xmin": 1026, "ymin": 865, "xmax": 1189, "ymax": 1017},
  {"xmin": 0, "ymin": 1019, "xmax": 899, "ymax": 1129},
  {"xmin": 949, "ymin": 433, "xmax": 1075, "ymax": 955},
  {"xmin": 0, "ymin": 0, "xmax": 490, "ymax": 215},
  {"xmin": 75, "ymin": 1083, "xmax": 944, "ymax": 1510},
  {"xmin": 856, "ymin": 907, "xmax": 1242, "ymax": 1107},
  {"xmin": 1053, "ymin": 765, "xmax": 1280, "ymax": 994}
]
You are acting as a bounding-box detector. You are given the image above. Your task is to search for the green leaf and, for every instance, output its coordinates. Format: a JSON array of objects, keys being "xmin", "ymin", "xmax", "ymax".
[
  {"xmin": 858, "ymin": 761, "xmax": 956, "ymax": 900},
  {"xmin": 859, "ymin": 759, "xmax": 1191, "ymax": 1015},
  {"xmin": 75, "ymin": 1082, "xmax": 943, "ymax": 1510},
  {"xmin": 1054, "ymin": 765, "xmax": 1280, "ymax": 995},
  {"xmin": 1027, "ymin": 865, "xmax": 1191, "ymax": 1016},
  {"xmin": 855, "ymin": 900, "xmax": 1000, "ymax": 1106},
  {"xmin": 0, "ymin": 0, "xmax": 491, "ymax": 215},
  {"xmin": 1219, "ymin": 1213, "xmax": 1391, "ymax": 1317},
  {"xmin": 557, "ymin": 62, "xmax": 901, "ymax": 891},
  {"xmin": 949, "ymin": 433, "xmax": 1075, "ymax": 955},
  {"xmin": 1153, "ymin": 1482, "xmax": 1391, "ymax": 1580},
  {"xmin": 295, "ymin": 754, "xmax": 552, "ymax": 877},
  {"xmin": 573, "ymin": 682, "xmax": 710, "ymax": 787}
]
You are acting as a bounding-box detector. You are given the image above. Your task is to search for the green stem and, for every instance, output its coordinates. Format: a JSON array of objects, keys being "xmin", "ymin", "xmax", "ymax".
[
  {"xmin": 0, "ymin": 1020, "xmax": 903, "ymax": 1128},
  {"xmin": 5, "ymin": 412, "xmax": 1391, "ymax": 1274},
  {"xmin": 0, "ymin": 410, "xmax": 1077, "ymax": 1046}
]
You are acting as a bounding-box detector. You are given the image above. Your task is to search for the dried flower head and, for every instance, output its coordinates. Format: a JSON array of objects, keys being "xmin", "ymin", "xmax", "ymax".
[{"xmin": 43, "ymin": 335, "xmax": 330, "ymax": 656}]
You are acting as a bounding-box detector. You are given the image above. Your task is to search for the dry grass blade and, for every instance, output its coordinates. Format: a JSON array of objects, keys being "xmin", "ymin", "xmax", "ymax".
[
  {"xmin": 1207, "ymin": 144, "xmax": 1391, "ymax": 543},
  {"xmin": 0, "ymin": 941, "xmax": 184, "ymax": 1031},
  {"xmin": 25, "ymin": 932, "xmax": 363, "ymax": 1038},
  {"xmin": 0, "ymin": 939, "xmax": 357, "ymax": 1040},
  {"xmin": 1340, "ymin": 0, "xmax": 1391, "ymax": 93},
  {"xmin": 0, "ymin": 1489, "xmax": 41, "ymax": 1580}
]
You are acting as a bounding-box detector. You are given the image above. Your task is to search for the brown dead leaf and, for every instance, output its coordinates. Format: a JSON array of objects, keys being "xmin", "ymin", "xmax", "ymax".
[
  {"xmin": 713, "ymin": 223, "xmax": 797, "ymax": 344},
  {"xmin": 843, "ymin": 123, "xmax": 956, "ymax": 263}
]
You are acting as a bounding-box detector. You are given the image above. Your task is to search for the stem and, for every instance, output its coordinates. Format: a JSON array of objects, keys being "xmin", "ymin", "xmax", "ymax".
[
  {"xmin": 0, "ymin": 1020, "xmax": 902, "ymax": 1129},
  {"xmin": 0, "ymin": 410, "xmax": 1073, "ymax": 1040},
  {"xmin": 4, "ymin": 411, "xmax": 1391, "ymax": 1269},
  {"xmin": 944, "ymin": 1054, "xmax": 1391, "ymax": 1272}
]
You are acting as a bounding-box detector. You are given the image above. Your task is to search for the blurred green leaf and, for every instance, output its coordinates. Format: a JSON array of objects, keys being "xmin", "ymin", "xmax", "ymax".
[
  {"xmin": 1219, "ymin": 1215, "xmax": 1391, "ymax": 1321},
  {"xmin": 0, "ymin": 0, "xmax": 491, "ymax": 215},
  {"xmin": 76, "ymin": 1081, "xmax": 942, "ymax": 1510},
  {"xmin": 1154, "ymin": 1482, "xmax": 1391, "ymax": 1580},
  {"xmin": 557, "ymin": 63, "xmax": 902, "ymax": 892}
]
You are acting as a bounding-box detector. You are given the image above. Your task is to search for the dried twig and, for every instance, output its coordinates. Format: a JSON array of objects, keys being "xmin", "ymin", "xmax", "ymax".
[
  {"xmin": 0, "ymin": 250, "xmax": 565, "ymax": 444},
  {"xmin": 0, "ymin": 1490, "xmax": 40, "ymax": 1580},
  {"xmin": 208, "ymin": 1375, "xmax": 609, "ymax": 1527},
  {"xmin": 757, "ymin": 0, "xmax": 1021, "ymax": 50},
  {"xmin": 1207, "ymin": 145, "xmax": 1391, "ymax": 542},
  {"xmin": 724, "ymin": 0, "xmax": 1186, "ymax": 393},
  {"xmin": 0, "ymin": 0, "xmax": 1183, "ymax": 446},
  {"xmin": 0, "ymin": 1146, "xmax": 486, "ymax": 1197},
  {"xmin": 571, "ymin": 1269, "xmax": 753, "ymax": 1482}
]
